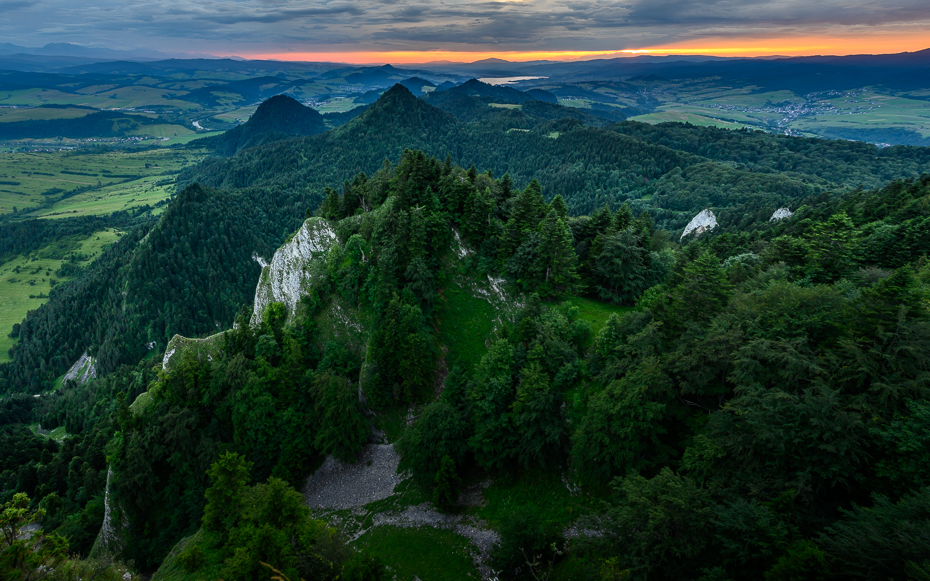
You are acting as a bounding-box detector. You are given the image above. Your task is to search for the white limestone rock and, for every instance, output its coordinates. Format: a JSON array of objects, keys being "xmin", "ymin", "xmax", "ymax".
[
  {"xmin": 90, "ymin": 466, "xmax": 129, "ymax": 557},
  {"xmin": 63, "ymin": 351, "xmax": 96, "ymax": 385},
  {"xmin": 251, "ymin": 217, "xmax": 338, "ymax": 326},
  {"xmin": 770, "ymin": 207, "xmax": 794, "ymax": 221},
  {"xmin": 681, "ymin": 209, "xmax": 718, "ymax": 240},
  {"xmin": 162, "ymin": 332, "xmax": 223, "ymax": 371}
]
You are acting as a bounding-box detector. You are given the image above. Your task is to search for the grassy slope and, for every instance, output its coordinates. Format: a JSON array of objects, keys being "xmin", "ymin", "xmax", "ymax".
[
  {"xmin": 0, "ymin": 228, "xmax": 123, "ymax": 361},
  {"xmin": 355, "ymin": 526, "xmax": 480, "ymax": 581},
  {"xmin": 0, "ymin": 108, "xmax": 95, "ymax": 123},
  {"xmin": 629, "ymin": 110, "xmax": 751, "ymax": 130}
]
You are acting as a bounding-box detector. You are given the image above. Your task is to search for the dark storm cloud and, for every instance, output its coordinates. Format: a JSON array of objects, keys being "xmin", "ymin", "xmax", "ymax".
[{"xmin": 1, "ymin": 0, "xmax": 929, "ymax": 53}]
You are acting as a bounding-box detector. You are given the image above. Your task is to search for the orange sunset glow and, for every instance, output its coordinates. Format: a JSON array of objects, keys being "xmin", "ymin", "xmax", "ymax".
[{"xmin": 249, "ymin": 34, "xmax": 929, "ymax": 64}]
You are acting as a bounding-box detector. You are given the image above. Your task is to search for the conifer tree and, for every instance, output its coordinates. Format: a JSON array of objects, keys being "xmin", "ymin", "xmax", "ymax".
[
  {"xmin": 612, "ymin": 203, "xmax": 633, "ymax": 232},
  {"xmin": 532, "ymin": 210, "xmax": 581, "ymax": 296},
  {"xmin": 549, "ymin": 194, "xmax": 568, "ymax": 220}
]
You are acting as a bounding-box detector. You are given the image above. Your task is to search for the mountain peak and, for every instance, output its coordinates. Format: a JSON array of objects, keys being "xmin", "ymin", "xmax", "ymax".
[
  {"xmin": 337, "ymin": 83, "xmax": 456, "ymax": 138},
  {"xmin": 209, "ymin": 94, "xmax": 326, "ymax": 155}
]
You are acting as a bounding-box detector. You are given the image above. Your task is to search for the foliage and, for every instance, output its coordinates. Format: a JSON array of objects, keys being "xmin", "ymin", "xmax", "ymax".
[{"xmin": 1, "ymin": 492, "xmax": 69, "ymax": 581}]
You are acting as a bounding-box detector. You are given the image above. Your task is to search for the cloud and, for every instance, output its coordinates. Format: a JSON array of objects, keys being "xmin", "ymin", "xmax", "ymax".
[{"xmin": 0, "ymin": 0, "xmax": 928, "ymax": 54}]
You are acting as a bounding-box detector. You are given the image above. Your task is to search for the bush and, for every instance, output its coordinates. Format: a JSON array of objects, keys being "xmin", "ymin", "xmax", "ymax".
[
  {"xmin": 492, "ymin": 506, "xmax": 564, "ymax": 580},
  {"xmin": 177, "ymin": 542, "xmax": 206, "ymax": 572}
]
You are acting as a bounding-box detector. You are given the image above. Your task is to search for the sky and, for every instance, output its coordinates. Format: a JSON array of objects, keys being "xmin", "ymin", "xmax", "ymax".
[{"xmin": 1, "ymin": 0, "xmax": 929, "ymax": 63}]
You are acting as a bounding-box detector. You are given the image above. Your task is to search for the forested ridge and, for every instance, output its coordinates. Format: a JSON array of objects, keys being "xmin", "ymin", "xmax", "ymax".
[
  {"xmin": 5, "ymin": 83, "xmax": 930, "ymax": 400},
  {"xmin": 2, "ymin": 144, "xmax": 929, "ymax": 579}
]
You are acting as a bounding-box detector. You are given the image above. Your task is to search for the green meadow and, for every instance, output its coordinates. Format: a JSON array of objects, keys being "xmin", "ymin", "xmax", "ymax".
[
  {"xmin": 0, "ymin": 228, "xmax": 123, "ymax": 362},
  {"xmin": 0, "ymin": 146, "xmax": 213, "ymax": 215},
  {"xmin": 0, "ymin": 107, "xmax": 95, "ymax": 123},
  {"xmin": 629, "ymin": 109, "xmax": 752, "ymax": 129}
]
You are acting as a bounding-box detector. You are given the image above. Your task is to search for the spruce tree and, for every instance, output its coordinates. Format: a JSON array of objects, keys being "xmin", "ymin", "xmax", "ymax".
[
  {"xmin": 549, "ymin": 194, "xmax": 568, "ymax": 220},
  {"xmin": 612, "ymin": 203, "xmax": 633, "ymax": 232},
  {"xmin": 532, "ymin": 210, "xmax": 581, "ymax": 296}
]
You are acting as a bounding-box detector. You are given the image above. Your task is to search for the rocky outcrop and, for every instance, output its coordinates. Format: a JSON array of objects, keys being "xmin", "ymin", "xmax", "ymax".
[
  {"xmin": 161, "ymin": 332, "xmax": 224, "ymax": 371},
  {"xmin": 681, "ymin": 209, "xmax": 718, "ymax": 240},
  {"xmin": 251, "ymin": 218, "xmax": 338, "ymax": 326},
  {"xmin": 89, "ymin": 467, "xmax": 129, "ymax": 558},
  {"xmin": 770, "ymin": 207, "xmax": 794, "ymax": 221},
  {"xmin": 63, "ymin": 351, "xmax": 96, "ymax": 385}
]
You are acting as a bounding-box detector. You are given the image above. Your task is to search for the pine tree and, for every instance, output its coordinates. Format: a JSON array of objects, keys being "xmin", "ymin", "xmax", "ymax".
[
  {"xmin": 612, "ymin": 203, "xmax": 633, "ymax": 232},
  {"xmin": 432, "ymin": 455, "xmax": 462, "ymax": 510},
  {"xmin": 463, "ymin": 187, "xmax": 495, "ymax": 243},
  {"xmin": 549, "ymin": 194, "xmax": 568, "ymax": 220},
  {"xmin": 532, "ymin": 210, "xmax": 581, "ymax": 296}
]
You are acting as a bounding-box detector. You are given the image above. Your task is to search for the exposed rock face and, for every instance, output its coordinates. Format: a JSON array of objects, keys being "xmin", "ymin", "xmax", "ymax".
[
  {"xmin": 251, "ymin": 217, "xmax": 338, "ymax": 326},
  {"xmin": 162, "ymin": 332, "xmax": 223, "ymax": 371},
  {"xmin": 63, "ymin": 351, "xmax": 96, "ymax": 384},
  {"xmin": 90, "ymin": 467, "xmax": 129, "ymax": 558},
  {"xmin": 681, "ymin": 209, "xmax": 718, "ymax": 240},
  {"xmin": 770, "ymin": 207, "xmax": 794, "ymax": 221}
]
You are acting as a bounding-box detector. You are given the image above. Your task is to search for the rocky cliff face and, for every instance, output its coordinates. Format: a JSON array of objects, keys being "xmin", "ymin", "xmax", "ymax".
[
  {"xmin": 251, "ymin": 217, "xmax": 338, "ymax": 326},
  {"xmin": 770, "ymin": 207, "xmax": 794, "ymax": 221},
  {"xmin": 681, "ymin": 209, "xmax": 718, "ymax": 240},
  {"xmin": 63, "ymin": 351, "xmax": 96, "ymax": 384}
]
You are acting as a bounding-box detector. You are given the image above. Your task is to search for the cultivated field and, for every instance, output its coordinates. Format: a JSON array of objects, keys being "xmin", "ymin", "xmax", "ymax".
[
  {"xmin": 0, "ymin": 228, "xmax": 123, "ymax": 361},
  {"xmin": 0, "ymin": 146, "xmax": 213, "ymax": 215}
]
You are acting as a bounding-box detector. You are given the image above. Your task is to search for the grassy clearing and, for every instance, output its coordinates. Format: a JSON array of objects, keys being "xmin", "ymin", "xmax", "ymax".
[
  {"xmin": 629, "ymin": 110, "xmax": 750, "ymax": 130},
  {"xmin": 489, "ymin": 103, "xmax": 521, "ymax": 110},
  {"xmin": 30, "ymin": 423, "xmax": 69, "ymax": 442},
  {"xmin": 156, "ymin": 131, "xmax": 224, "ymax": 146},
  {"xmin": 374, "ymin": 405, "xmax": 410, "ymax": 444},
  {"xmin": 34, "ymin": 176, "xmax": 175, "ymax": 219},
  {"xmin": 127, "ymin": 124, "xmax": 195, "ymax": 138},
  {"xmin": 0, "ymin": 107, "xmax": 95, "ymax": 123},
  {"xmin": 555, "ymin": 296, "xmax": 633, "ymax": 336},
  {"xmin": 313, "ymin": 97, "xmax": 360, "ymax": 114},
  {"xmin": 211, "ymin": 105, "xmax": 259, "ymax": 124},
  {"xmin": 354, "ymin": 526, "xmax": 480, "ymax": 581},
  {"xmin": 472, "ymin": 469, "xmax": 594, "ymax": 530},
  {"xmin": 0, "ymin": 229, "xmax": 123, "ymax": 361},
  {"xmin": 438, "ymin": 280, "xmax": 498, "ymax": 371}
]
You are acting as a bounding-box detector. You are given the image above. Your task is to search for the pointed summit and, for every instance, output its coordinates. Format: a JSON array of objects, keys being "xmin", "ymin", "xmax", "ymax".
[
  {"xmin": 208, "ymin": 94, "xmax": 326, "ymax": 156},
  {"xmin": 425, "ymin": 78, "xmax": 538, "ymax": 105},
  {"xmin": 336, "ymin": 84, "xmax": 456, "ymax": 139}
]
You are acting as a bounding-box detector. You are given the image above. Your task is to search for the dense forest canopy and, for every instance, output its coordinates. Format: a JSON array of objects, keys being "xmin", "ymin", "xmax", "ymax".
[
  {"xmin": 2, "ymin": 138, "xmax": 929, "ymax": 579},
  {"xmin": 5, "ymin": 84, "xmax": 930, "ymax": 398}
]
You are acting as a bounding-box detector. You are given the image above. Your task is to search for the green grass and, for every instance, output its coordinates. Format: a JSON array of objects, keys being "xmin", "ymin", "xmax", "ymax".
[
  {"xmin": 34, "ymin": 176, "xmax": 175, "ymax": 219},
  {"xmin": 0, "ymin": 229, "xmax": 123, "ymax": 361},
  {"xmin": 354, "ymin": 526, "xmax": 480, "ymax": 581},
  {"xmin": 156, "ymin": 131, "xmax": 225, "ymax": 145},
  {"xmin": 0, "ymin": 146, "xmax": 210, "ymax": 215},
  {"xmin": 556, "ymin": 295, "xmax": 633, "ymax": 336},
  {"xmin": 30, "ymin": 423, "xmax": 69, "ymax": 442},
  {"xmin": 0, "ymin": 107, "xmax": 95, "ymax": 123},
  {"xmin": 438, "ymin": 280, "xmax": 498, "ymax": 370},
  {"xmin": 472, "ymin": 470, "xmax": 594, "ymax": 530},
  {"xmin": 790, "ymin": 91, "xmax": 930, "ymax": 139},
  {"xmin": 313, "ymin": 97, "xmax": 360, "ymax": 114},
  {"xmin": 127, "ymin": 124, "xmax": 195, "ymax": 138},
  {"xmin": 629, "ymin": 110, "xmax": 750, "ymax": 130},
  {"xmin": 374, "ymin": 405, "xmax": 410, "ymax": 444},
  {"xmin": 489, "ymin": 103, "xmax": 521, "ymax": 110}
]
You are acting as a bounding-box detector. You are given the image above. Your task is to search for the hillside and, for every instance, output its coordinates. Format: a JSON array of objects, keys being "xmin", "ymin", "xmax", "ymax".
[
  {"xmin": 205, "ymin": 94, "xmax": 327, "ymax": 156},
  {"xmin": 5, "ymin": 86, "xmax": 930, "ymax": 394},
  {"xmin": 6, "ymin": 149, "xmax": 928, "ymax": 579}
]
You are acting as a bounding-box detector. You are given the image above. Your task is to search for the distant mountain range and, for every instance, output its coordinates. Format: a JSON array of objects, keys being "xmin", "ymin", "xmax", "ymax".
[{"xmin": 0, "ymin": 42, "xmax": 195, "ymax": 60}]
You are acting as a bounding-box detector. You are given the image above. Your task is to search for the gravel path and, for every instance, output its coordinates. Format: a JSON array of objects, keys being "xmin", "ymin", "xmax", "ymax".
[
  {"xmin": 304, "ymin": 444, "xmax": 403, "ymax": 509},
  {"xmin": 303, "ymin": 444, "xmax": 502, "ymax": 579}
]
